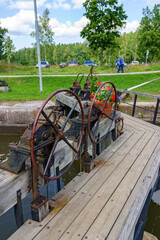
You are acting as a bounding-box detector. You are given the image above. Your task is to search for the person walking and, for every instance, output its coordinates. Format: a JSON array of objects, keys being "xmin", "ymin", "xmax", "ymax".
[{"xmin": 117, "ymin": 56, "xmax": 124, "ymax": 73}]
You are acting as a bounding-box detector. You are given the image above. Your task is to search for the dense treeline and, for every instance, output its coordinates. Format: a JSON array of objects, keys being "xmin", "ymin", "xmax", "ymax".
[{"xmin": 0, "ymin": 4, "xmax": 160, "ymax": 66}]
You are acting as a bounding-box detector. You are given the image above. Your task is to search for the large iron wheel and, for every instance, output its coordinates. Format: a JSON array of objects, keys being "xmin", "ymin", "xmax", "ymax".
[
  {"xmin": 88, "ymin": 81, "xmax": 117, "ymax": 144},
  {"xmin": 31, "ymin": 89, "xmax": 84, "ymax": 181}
]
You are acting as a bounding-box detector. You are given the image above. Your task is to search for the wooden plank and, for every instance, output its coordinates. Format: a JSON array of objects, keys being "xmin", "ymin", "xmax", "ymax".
[
  {"xmin": 82, "ymin": 133, "xmax": 160, "ymax": 240},
  {"xmin": 32, "ymin": 130, "xmax": 145, "ymax": 240},
  {"xmin": 123, "ymin": 119, "xmax": 155, "ymax": 134},
  {"xmin": 8, "ymin": 172, "xmax": 88, "ymax": 240},
  {"xmin": 108, "ymin": 145, "xmax": 160, "ymax": 240},
  {"xmin": 9, "ymin": 130, "xmax": 133, "ymax": 240},
  {"xmin": 0, "ymin": 168, "xmax": 31, "ymax": 216},
  {"xmin": 8, "ymin": 129, "xmax": 135, "ymax": 240},
  {"xmin": 123, "ymin": 113, "xmax": 160, "ymax": 132},
  {"xmin": 8, "ymin": 115, "xmax": 160, "ymax": 240},
  {"xmin": 58, "ymin": 130, "xmax": 154, "ymax": 240}
]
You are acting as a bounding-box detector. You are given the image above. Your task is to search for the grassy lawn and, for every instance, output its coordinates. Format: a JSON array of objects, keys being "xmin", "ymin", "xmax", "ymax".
[
  {"xmin": 0, "ymin": 72, "xmax": 160, "ymax": 102},
  {"xmin": 0, "ymin": 62, "xmax": 160, "ymax": 76}
]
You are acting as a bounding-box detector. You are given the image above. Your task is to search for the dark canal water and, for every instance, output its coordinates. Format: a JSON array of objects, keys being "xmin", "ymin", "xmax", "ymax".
[{"xmin": 0, "ymin": 133, "xmax": 160, "ymax": 240}]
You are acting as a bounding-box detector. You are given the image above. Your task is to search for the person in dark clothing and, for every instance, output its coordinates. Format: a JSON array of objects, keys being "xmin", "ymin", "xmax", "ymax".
[{"xmin": 117, "ymin": 56, "xmax": 124, "ymax": 73}]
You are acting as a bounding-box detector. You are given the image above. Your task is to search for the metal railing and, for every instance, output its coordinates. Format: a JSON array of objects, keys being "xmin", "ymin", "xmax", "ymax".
[{"xmin": 117, "ymin": 89, "xmax": 160, "ymax": 125}]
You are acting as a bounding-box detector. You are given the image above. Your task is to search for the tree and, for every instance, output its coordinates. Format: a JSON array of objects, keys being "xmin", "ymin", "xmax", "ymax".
[
  {"xmin": 80, "ymin": 0, "xmax": 127, "ymax": 66},
  {"xmin": 0, "ymin": 23, "xmax": 8, "ymax": 60},
  {"xmin": 118, "ymin": 31, "xmax": 138, "ymax": 63},
  {"xmin": 137, "ymin": 4, "xmax": 160, "ymax": 62},
  {"xmin": 4, "ymin": 36, "xmax": 15, "ymax": 64},
  {"xmin": 31, "ymin": 8, "xmax": 54, "ymax": 61}
]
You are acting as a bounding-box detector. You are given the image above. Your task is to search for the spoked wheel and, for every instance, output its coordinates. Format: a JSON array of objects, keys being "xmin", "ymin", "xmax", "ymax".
[
  {"xmin": 123, "ymin": 66, "xmax": 129, "ymax": 72},
  {"xmin": 88, "ymin": 81, "xmax": 117, "ymax": 144},
  {"xmin": 112, "ymin": 66, "xmax": 118, "ymax": 73},
  {"xmin": 31, "ymin": 89, "xmax": 84, "ymax": 181}
]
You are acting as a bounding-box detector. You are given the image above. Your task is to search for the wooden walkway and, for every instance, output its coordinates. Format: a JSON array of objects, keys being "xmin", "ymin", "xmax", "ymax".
[{"xmin": 9, "ymin": 113, "xmax": 160, "ymax": 240}]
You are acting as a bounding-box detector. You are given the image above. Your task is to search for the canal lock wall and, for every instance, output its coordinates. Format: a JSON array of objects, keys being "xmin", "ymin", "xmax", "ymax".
[{"xmin": 0, "ymin": 101, "xmax": 159, "ymax": 132}]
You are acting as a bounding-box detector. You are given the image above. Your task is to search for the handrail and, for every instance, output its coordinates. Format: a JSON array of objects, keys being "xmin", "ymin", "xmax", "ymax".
[
  {"xmin": 117, "ymin": 89, "xmax": 160, "ymax": 125},
  {"xmin": 117, "ymin": 89, "xmax": 160, "ymax": 99}
]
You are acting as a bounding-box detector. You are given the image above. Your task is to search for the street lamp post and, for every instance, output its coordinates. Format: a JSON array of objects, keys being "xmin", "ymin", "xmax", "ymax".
[{"xmin": 33, "ymin": 0, "xmax": 43, "ymax": 92}]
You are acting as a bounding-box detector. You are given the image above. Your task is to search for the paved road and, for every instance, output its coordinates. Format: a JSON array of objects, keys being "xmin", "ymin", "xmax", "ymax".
[{"xmin": 0, "ymin": 70, "xmax": 160, "ymax": 78}]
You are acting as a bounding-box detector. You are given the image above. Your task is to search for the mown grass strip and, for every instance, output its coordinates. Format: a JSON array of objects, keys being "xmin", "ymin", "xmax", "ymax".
[{"xmin": 0, "ymin": 73, "xmax": 160, "ymax": 101}]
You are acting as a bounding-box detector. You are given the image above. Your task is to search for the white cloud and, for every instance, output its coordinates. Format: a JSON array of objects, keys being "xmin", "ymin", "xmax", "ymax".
[
  {"xmin": 121, "ymin": 20, "xmax": 140, "ymax": 34},
  {"xmin": 0, "ymin": 10, "xmax": 35, "ymax": 36},
  {"xmin": 50, "ymin": 16, "xmax": 88, "ymax": 37},
  {"xmin": 71, "ymin": 0, "xmax": 85, "ymax": 9},
  {"xmin": 145, "ymin": 0, "xmax": 160, "ymax": 6},
  {"xmin": 0, "ymin": 9, "xmax": 88, "ymax": 46}
]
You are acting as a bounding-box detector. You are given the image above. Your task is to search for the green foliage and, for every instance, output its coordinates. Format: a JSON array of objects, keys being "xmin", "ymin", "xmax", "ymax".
[
  {"xmin": 0, "ymin": 24, "xmax": 8, "ymax": 60},
  {"xmin": 137, "ymin": 4, "xmax": 160, "ymax": 62},
  {"xmin": 30, "ymin": 8, "xmax": 54, "ymax": 61},
  {"xmin": 4, "ymin": 36, "xmax": 15, "ymax": 64},
  {"xmin": 1, "ymin": 3, "xmax": 160, "ymax": 67},
  {"xmin": 81, "ymin": 0, "xmax": 127, "ymax": 65}
]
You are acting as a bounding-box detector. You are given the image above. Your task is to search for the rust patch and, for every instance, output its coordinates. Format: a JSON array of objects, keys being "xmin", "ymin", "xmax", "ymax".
[
  {"xmin": 49, "ymin": 196, "xmax": 71, "ymax": 215},
  {"xmin": 94, "ymin": 159, "xmax": 105, "ymax": 168}
]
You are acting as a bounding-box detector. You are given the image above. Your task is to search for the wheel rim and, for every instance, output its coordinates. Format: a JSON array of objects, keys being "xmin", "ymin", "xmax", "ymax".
[{"xmin": 31, "ymin": 89, "xmax": 84, "ymax": 181}]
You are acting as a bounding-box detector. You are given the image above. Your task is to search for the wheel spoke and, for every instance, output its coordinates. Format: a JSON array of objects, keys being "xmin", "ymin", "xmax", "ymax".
[
  {"xmin": 41, "ymin": 110, "xmax": 59, "ymax": 134},
  {"xmin": 94, "ymin": 103, "xmax": 113, "ymax": 120},
  {"xmin": 61, "ymin": 100, "xmax": 78, "ymax": 131},
  {"xmin": 101, "ymin": 110, "xmax": 114, "ymax": 120},
  {"xmin": 102, "ymin": 86, "xmax": 113, "ymax": 110},
  {"xmin": 61, "ymin": 134, "xmax": 78, "ymax": 153},
  {"xmin": 33, "ymin": 137, "xmax": 55, "ymax": 151},
  {"xmin": 43, "ymin": 137, "xmax": 59, "ymax": 176}
]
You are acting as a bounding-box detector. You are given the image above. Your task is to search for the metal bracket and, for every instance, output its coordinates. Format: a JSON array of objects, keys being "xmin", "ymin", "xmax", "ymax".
[
  {"xmin": 31, "ymin": 195, "xmax": 49, "ymax": 222},
  {"xmin": 14, "ymin": 189, "xmax": 24, "ymax": 228}
]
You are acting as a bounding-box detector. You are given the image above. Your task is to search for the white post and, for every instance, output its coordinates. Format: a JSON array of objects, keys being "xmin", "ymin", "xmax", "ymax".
[
  {"xmin": 33, "ymin": 0, "xmax": 43, "ymax": 92},
  {"xmin": 145, "ymin": 50, "xmax": 149, "ymax": 67}
]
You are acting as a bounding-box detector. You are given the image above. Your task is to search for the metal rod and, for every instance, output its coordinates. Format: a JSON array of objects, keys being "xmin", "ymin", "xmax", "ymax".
[
  {"xmin": 61, "ymin": 100, "xmax": 78, "ymax": 131},
  {"xmin": 132, "ymin": 95, "xmax": 137, "ymax": 116},
  {"xmin": 32, "ymin": 164, "xmax": 40, "ymax": 201},
  {"xmin": 33, "ymin": 0, "xmax": 43, "ymax": 92},
  {"xmin": 56, "ymin": 167, "xmax": 61, "ymax": 192},
  {"xmin": 153, "ymin": 98, "xmax": 160, "ymax": 124}
]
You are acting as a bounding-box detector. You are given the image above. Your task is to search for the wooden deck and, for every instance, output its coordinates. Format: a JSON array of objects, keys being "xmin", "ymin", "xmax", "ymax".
[{"xmin": 9, "ymin": 113, "xmax": 160, "ymax": 240}]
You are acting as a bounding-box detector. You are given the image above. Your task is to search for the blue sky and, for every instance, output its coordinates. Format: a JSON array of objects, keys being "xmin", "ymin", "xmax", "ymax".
[{"xmin": 0, "ymin": 0, "xmax": 159, "ymax": 50}]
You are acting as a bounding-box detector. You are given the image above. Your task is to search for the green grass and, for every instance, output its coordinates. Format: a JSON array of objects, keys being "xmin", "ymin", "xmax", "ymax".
[
  {"xmin": 0, "ymin": 62, "xmax": 160, "ymax": 75},
  {"xmin": 0, "ymin": 73, "xmax": 160, "ymax": 102}
]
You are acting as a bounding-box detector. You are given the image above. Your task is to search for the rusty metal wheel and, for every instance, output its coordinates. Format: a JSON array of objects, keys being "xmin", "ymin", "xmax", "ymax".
[
  {"xmin": 31, "ymin": 89, "xmax": 84, "ymax": 181},
  {"xmin": 88, "ymin": 81, "xmax": 117, "ymax": 144}
]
